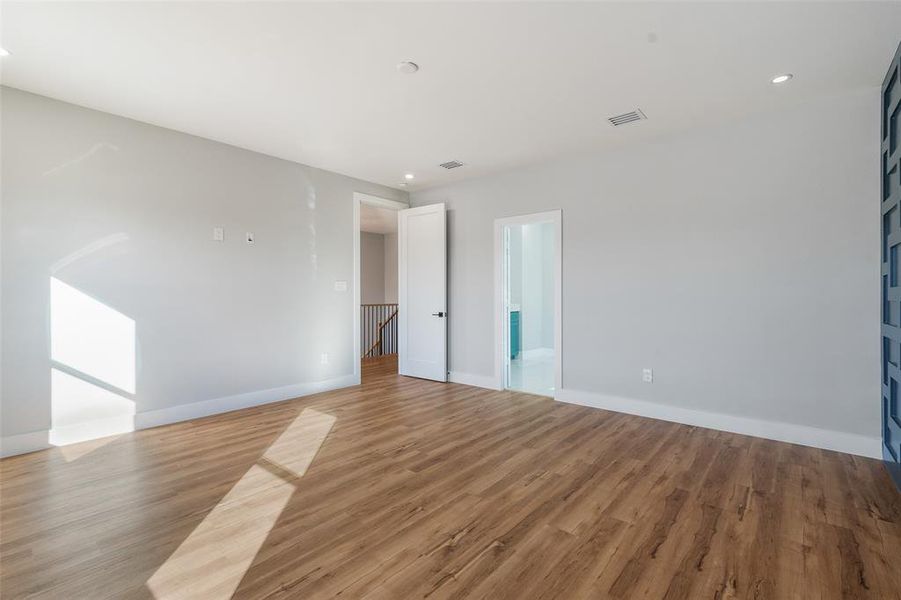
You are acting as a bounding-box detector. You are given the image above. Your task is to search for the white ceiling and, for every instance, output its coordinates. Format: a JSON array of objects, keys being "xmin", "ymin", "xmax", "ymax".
[
  {"xmin": 2, "ymin": 2, "xmax": 900, "ymax": 191},
  {"xmin": 360, "ymin": 203, "xmax": 397, "ymax": 235}
]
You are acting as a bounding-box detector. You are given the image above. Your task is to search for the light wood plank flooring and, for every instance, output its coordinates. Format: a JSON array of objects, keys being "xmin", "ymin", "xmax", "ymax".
[{"xmin": 2, "ymin": 355, "xmax": 900, "ymax": 599}]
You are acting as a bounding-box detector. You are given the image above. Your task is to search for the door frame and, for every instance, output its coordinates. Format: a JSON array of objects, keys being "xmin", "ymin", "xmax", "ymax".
[
  {"xmin": 353, "ymin": 192, "xmax": 409, "ymax": 383},
  {"xmin": 493, "ymin": 210, "xmax": 562, "ymax": 395}
]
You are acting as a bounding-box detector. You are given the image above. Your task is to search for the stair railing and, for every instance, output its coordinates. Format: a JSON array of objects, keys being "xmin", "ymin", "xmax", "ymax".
[{"xmin": 361, "ymin": 303, "xmax": 398, "ymax": 358}]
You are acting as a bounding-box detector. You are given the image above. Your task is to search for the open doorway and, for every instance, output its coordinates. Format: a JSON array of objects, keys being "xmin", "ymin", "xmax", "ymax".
[
  {"xmin": 354, "ymin": 193, "xmax": 406, "ymax": 382},
  {"xmin": 495, "ymin": 211, "xmax": 561, "ymax": 397}
]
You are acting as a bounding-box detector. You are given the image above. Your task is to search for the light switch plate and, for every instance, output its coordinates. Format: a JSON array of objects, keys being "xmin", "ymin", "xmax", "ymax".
[
  {"xmin": 320, "ymin": 353, "xmax": 329, "ymax": 365},
  {"xmin": 334, "ymin": 280, "xmax": 348, "ymax": 292},
  {"xmin": 246, "ymin": 232, "xmax": 255, "ymax": 245},
  {"xmin": 213, "ymin": 227, "xmax": 224, "ymax": 242}
]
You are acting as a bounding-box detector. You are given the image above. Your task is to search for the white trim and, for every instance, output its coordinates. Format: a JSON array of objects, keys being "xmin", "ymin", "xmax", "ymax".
[
  {"xmin": 1, "ymin": 374, "xmax": 357, "ymax": 458},
  {"xmin": 351, "ymin": 192, "xmax": 410, "ymax": 385},
  {"xmin": 448, "ymin": 371, "xmax": 499, "ymax": 390},
  {"xmin": 494, "ymin": 210, "xmax": 562, "ymax": 395},
  {"xmin": 136, "ymin": 374, "xmax": 357, "ymax": 429},
  {"xmin": 520, "ymin": 347, "xmax": 554, "ymax": 360},
  {"xmin": 0, "ymin": 430, "xmax": 50, "ymax": 458},
  {"xmin": 556, "ymin": 387, "xmax": 882, "ymax": 459},
  {"xmin": 353, "ymin": 197, "xmax": 361, "ymax": 382},
  {"xmin": 353, "ymin": 192, "xmax": 408, "ymax": 381},
  {"xmin": 354, "ymin": 192, "xmax": 408, "ymax": 212},
  {"xmin": 5, "ymin": 380, "xmax": 883, "ymax": 460},
  {"xmin": 49, "ymin": 414, "xmax": 135, "ymax": 447},
  {"xmin": 494, "ymin": 220, "xmax": 504, "ymax": 390}
]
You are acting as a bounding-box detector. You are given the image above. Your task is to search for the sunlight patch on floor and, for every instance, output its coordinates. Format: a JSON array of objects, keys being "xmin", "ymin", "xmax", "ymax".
[
  {"xmin": 262, "ymin": 408, "xmax": 337, "ymax": 477},
  {"xmin": 146, "ymin": 408, "xmax": 336, "ymax": 599},
  {"xmin": 57, "ymin": 433, "xmax": 125, "ymax": 462}
]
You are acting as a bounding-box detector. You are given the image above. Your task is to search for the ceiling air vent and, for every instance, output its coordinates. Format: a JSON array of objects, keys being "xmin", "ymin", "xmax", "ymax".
[
  {"xmin": 439, "ymin": 160, "xmax": 465, "ymax": 170},
  {"xmin": 608, "ymin": 109, "xmax": 647, "ymax": 127}
]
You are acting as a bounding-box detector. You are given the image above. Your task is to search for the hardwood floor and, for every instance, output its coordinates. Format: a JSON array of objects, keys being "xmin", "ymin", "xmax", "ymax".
[{"xmin": 2, "ymin": 355, "xmax": 899, "ymax": 599}]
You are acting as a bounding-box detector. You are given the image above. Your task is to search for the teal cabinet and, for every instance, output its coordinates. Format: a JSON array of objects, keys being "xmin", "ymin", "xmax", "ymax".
[{"xmin": 510, "ymin": 310, "xmax": 521, "ymax": 359}]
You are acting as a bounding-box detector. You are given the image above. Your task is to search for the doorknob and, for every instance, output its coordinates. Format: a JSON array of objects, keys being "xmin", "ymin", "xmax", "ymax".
[{"xmin": 432, "ymin": 311, "xmax": 446, "ymax": 317}]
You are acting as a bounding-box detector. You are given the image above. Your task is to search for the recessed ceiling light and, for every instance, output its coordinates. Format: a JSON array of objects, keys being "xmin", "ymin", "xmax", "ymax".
[
  {"xmin": 0, "ymin": 48, "xmax": 10, "ymax": 57},
  {"xmin": 771, "ymin": 73, "xmax": 793, "ymax": 84},
  {"xmin": 404, "ymin": 173, "xmax": 415, "ymax": 180},
  {"xmin": 397, "ymin": 61, "xmax": 419, "ymax": 74}
]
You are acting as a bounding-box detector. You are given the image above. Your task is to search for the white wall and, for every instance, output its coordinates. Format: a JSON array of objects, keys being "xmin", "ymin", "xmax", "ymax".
[
  {"xmin": 360, "ymin": 232, "xmax": 386, "ymax": 304},
  {"xmin": 541, "ymin": 224, "xmax": 554, "ymax": 349},
  {"xmin": 508, "ymin": 227, "xmax": 523, "ymax": 307},
  {"xmin": 360, "ymin": 231, "xmax": 398, "ymax": 305},
  {"xmin": 520, "ymin": 222, "xmax": 554, "ymax": 352},
  {"xmin": 509, "ymin": 222, "xmax": 555, "ymax": 352},
  {"xmin": 383, "ymin": 232, "xmax": 398, "ymax": 304},
  {"xmin": 1, "ymin": 87, "xmax": 407, "ymax": 454},
  {"xmin": 413, "ymin": 88, "xmax": 881, "ymax": 455}
]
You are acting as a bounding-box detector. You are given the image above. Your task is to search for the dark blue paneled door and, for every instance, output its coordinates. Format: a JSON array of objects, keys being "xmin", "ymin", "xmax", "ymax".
[{"xmin": 881, "ymin": 41, "xmax": 901, "ymax": 490}]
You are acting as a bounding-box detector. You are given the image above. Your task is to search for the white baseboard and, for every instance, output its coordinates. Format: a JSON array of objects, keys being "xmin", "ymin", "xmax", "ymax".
[
  {"xmin": 519, "ymin": 347, "xmax": 554, "ymax": 360},
  {"xmin": 4, "ymin": 377, "xmax": 881, "ymax": 461},
  {"xmin": 0, "ymin": 430, "xmax": 51, "ymax": 458},
  {"xmin": 135, "ymin": 374, "xmax": 358, "ymax": 430},
  {"xmin": 448, "ymin": 371, "xmax": 501, "ymax": 391},
  {"xmin": 49, "ymin": 414, "xmax": 136, "ymax": 448},
  {"xmin": 1, "ymin": 374, "xmax": 359, "ymax": 459},
  {"xmin": 556, "ymin": 388, "xmax": 882, "ymax": 459}
]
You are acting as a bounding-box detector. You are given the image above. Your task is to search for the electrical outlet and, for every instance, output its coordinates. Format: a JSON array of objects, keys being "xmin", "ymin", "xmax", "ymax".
[
  {"xmin": 320, "ymin": 353, "xmax": 329, "ymax": 365},
  {"xmin": 212, "ymin": 227, "xmax": 224, "ymax": 242},
  {"xmin": 642, "ymin": 368, "xmax": 653, "ymax": 383}
]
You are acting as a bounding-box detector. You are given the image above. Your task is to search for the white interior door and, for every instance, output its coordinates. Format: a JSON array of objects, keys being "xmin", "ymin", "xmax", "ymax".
[{"xmin": 398, "ymin": 203, "xmax": 447, "ymax": 381}]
